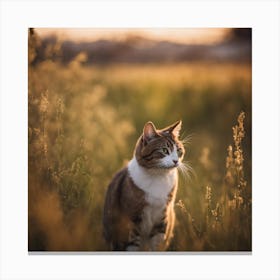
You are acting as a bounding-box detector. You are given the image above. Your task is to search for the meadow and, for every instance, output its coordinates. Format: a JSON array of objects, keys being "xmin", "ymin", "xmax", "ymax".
[{"xmin": 28, "ymin": 32, "xmax": 252, "ymax": 251}]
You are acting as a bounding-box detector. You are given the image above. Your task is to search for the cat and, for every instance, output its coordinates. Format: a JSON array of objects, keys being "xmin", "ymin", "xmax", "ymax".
[{"xmin": 103, "ymin": 120, "xmax": 185, "ymax": 251}]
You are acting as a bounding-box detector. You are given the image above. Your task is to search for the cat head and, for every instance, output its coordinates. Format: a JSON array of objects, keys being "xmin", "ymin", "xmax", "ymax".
[{"xmin": 135, "ymin": 120, "xmax": 185, "ymax": 170}]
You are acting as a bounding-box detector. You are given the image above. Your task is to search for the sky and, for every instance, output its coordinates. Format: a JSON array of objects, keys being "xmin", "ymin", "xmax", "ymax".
[{"xmin": 36, "ymin": 28, "xmax": 229, "ymax": 45}]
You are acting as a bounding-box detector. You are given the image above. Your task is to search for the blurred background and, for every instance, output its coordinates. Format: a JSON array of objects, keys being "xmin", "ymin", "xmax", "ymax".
[{"xmin": 28, "ymin": 28, "xmax": 251, "ymax": 251}]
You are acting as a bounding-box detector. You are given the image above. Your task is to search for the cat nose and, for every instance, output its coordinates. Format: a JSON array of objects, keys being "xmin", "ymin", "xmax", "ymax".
[{"xmin": 173, "ymin": 160, "xmax": 178, "ymax": 164}]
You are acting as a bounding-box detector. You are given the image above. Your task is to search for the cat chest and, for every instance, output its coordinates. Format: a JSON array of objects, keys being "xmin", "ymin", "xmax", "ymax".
[
  {"xmin": 141, "ymin": 196, "xmax": 167, "ymax": 236},
  {"xmin": 127, "ymin": 158, "xmax": 178, "ymax": 235},
  {"xmin": 141, "ymin": 182, "xmax": 176, "ymax": 234}
]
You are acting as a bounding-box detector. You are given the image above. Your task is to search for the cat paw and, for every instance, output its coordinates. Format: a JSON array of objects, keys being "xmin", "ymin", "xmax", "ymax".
[{"xmin": 126, "ymin": 245, "xmax": 139, "ymax": 251}]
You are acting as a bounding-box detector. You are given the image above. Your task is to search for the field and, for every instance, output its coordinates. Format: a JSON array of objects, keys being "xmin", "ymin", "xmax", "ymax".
[{"xmin": 28, "ymin": 32, "xmax": 252, "ymax": 251}]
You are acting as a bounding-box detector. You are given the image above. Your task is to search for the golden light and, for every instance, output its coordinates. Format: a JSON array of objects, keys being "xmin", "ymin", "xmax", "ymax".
[{"xmin": 36, "ymin": 28, "xmax": 229, "ymax": 45}]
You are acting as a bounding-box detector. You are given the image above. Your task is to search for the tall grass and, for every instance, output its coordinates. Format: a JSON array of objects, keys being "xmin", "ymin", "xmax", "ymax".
[
  {"xmin": 174, "ymin": 112, "xmax": 251, "ymax": 251},
  {"xmin": 28, "ymin": 30, "xmax": 251, "ymax": 251}
]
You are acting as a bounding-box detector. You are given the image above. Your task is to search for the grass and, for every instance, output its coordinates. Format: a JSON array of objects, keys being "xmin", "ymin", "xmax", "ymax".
[
  {"xmin": 28, "ymin": 31, "xmax": 251, "ymax": 251},
  {"xmin": 173, "ymin": 112, "xmax": 251, "ymax": 251}
]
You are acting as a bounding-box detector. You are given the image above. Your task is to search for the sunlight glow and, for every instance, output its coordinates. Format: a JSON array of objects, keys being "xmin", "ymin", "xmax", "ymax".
[{"xmin": 36, "ymin": 28, "xmax": 229, "ymax": 45}]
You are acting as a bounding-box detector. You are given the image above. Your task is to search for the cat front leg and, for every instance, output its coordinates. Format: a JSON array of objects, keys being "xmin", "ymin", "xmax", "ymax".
[
  {"xmin": 126, "ymin": 226, "xmax": 141, "ymax": 251},
  {"xmin": 149, "ymin": 220, "xmax": 167, "ymax": 251},
  {"xmin": 150, "ymin": 233, "xmax": 166, "ymax": 251}
]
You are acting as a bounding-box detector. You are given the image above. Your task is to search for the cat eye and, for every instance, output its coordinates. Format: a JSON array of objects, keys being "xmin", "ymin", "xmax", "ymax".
[{"xmin": 162, "ymin": 148, "xmax": 169, "ymax": 155}]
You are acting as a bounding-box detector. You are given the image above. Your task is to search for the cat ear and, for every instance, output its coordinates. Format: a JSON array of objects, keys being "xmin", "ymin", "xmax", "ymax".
[
  {"xmin": 164, "ymin": 120, "xmax": 182, "ymax": 138},
  {"xmin": 143, "ymin": 121, "xmax": 158, "ymax": 142}
]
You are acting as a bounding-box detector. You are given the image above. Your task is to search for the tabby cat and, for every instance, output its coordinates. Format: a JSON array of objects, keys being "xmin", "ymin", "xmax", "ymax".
[{"xmin": 103, "ymin": 120, "xmax": 185, "ymax": 251}]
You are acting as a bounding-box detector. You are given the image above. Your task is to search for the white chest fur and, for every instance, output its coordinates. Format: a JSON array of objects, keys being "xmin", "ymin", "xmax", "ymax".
[
  {"xmin": 128, "ymin": 157, "xmax": 177, "ymax": 236},
  {"xmin": 128, "ymin": 157, "xmax": 177, "ymax": 205}
]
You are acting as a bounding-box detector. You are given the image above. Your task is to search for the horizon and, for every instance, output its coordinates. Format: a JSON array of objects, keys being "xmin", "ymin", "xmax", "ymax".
[{"xmin": 35, "ymin": 28, "xmax": 229, "ymax": 45}]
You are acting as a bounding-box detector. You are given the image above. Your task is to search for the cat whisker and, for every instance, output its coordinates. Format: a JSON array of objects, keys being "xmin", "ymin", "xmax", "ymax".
[
  {"xmin": 181, "ymin": 133, "xmax": 196, "ymax": 147},
  {"xmin": 177, "ymin": 164, "xmax": 188, "ymax": 180},
  {"xmin": 178, "ymin": 161, "xmax": 196, "ymax": 182}
]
